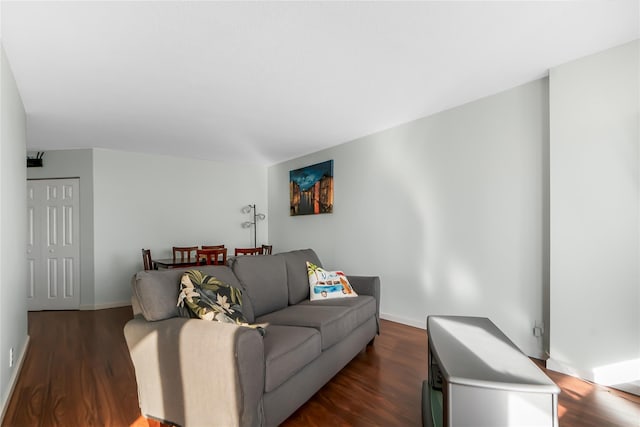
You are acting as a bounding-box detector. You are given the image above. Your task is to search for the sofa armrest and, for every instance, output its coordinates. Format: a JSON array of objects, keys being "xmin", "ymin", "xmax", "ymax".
[
  {"xmin": 347, "ymin": 275, "xmax": 380, "ymax": 333},
  {"xmin": 124, "ymin": 317, "xmax": 264, "ymax": 427}
]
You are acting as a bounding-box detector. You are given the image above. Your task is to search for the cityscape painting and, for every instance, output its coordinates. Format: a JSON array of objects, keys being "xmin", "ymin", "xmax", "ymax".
[{"xmin": 289, "ymin": 160, "xmax": 334, "ymax": 216}]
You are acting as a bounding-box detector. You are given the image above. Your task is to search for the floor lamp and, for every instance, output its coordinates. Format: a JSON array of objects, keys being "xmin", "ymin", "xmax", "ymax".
[{"xmin": 241, "ymin": 204, "xmax": 265, "ymax": 247}]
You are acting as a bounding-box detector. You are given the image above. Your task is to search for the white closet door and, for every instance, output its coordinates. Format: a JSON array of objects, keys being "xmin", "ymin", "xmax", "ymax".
[{"xmin": 27, "ymin": 179, "xmax": 80, "ymax": 310}]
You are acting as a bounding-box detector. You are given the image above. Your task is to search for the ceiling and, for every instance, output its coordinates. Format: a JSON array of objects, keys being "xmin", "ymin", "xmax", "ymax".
[{"xmin": 1, "ymin": 1, "xmax": 639, "ymax": 166}]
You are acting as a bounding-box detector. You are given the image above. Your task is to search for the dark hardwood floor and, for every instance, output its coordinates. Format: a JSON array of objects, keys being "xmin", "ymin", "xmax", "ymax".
[{"xmin": 2, "ymin": 307, "xmax": 639, "ymax": 426}]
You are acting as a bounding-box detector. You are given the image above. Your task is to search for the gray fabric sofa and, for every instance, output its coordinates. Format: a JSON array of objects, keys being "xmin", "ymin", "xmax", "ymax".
[{"xmin": 124, "ymin": 248, "xmax": 380, "ymax": 427}]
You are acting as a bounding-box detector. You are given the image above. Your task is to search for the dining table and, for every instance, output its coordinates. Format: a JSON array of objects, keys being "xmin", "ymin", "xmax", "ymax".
[{"xmin": 152, "ymin": 258, "xmax": 200, "ymax": 269}]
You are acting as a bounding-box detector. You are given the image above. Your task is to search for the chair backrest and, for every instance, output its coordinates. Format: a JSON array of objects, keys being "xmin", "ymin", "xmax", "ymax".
[
  {"xmin": 261, "ymin": 244, "xmax": 273, "ymax": 255},
  {"xmin": 202, "ymin": 244, "xmax": 225, "ymax": 250},
  {"xmin": 172, "ymin": 246, "xmax": 198, "ymax": 262},
  {"xmin": 234, "ymin": 247, "xmax": 262, "ymax": 256},
  {"xmin": 197, "ymin": 248, "xmax": 227, "ymax": 265},
  {"xmin": 141, "ymin": 248, "xmax": 153, "ymax": 270}
]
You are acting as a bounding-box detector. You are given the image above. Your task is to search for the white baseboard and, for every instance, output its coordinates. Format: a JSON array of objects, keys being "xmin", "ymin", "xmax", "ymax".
[
  {"xmin": 381, "ymin": 312, "xmax": 548, "ymax": 360},
  {"xmin": 380, "ymin": 312, "xmax": 426, "ymax": 330},
  {"xmin": 548, "ymin": 357, "xmax": 640, "ymax": 396},
  {"xmin": 1, "ymin": 336, "xmax": 30, "ymax": 423},
  {"xmin": 546, "ymin": 358, "xmax": 586, "ymax": 379},
  {"xmin": 80, "ymin": 301, "xmax": 131, "ymax": 311},
  {"xmin": 611, "ymin": 381, "xmax": 640, "ymax": 396}
]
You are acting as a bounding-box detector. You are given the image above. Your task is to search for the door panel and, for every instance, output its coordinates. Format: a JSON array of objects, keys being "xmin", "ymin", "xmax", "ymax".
[
  {"xmin": 27, "ymin": 259, "xmax": 35, "ymax": 299},
  {"xmin": 27, "ymin": 179, "xmax": 80, "ymax": 310}
]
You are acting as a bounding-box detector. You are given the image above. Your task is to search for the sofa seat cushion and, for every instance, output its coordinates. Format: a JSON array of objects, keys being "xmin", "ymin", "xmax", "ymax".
[
  {"xmin": 262, "ymin": 325, "xmax": 321, "ymax": 393},
  {"xmin": 256, "ymin": 299, "xmax": 376, "ymax": 350},
  {"xmin": 297, "ymin": 295, "xmax": 375, "ymax": 310},
  {"xmin": 298, "ymin": 296, "xmax": 377, "ymax": 333}
]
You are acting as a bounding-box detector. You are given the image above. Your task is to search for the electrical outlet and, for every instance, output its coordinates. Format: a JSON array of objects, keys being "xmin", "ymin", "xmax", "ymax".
[{"xmin": 9, "ymin": 348, "xmax": 14, "ymax": 368}]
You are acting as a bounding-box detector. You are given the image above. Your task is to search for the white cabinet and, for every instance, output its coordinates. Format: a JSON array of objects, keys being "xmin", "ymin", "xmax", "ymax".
[{"xmin": 424, "ymin": 316, "xmax": 560, "ymax": 427}]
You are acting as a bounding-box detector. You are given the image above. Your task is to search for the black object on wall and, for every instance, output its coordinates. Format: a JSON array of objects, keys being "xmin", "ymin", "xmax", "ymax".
[{"xmin": 27, "ymin": 152, "xmax": 44, "ymax": 167}]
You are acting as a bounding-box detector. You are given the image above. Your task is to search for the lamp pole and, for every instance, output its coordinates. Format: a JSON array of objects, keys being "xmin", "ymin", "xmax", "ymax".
[
  {"xmin": 251, "ymin": 204, "xmax": 257, "ymax": 248},
  {"xmin": 241, "ymin": 204, "xmax": 265, "ymax": 247}
]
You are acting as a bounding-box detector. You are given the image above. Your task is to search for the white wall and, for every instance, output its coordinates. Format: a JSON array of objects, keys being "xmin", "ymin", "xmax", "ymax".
[
  {"xmin": 92, "ymin": 149, "xmax": 268, "ymax": 307},
  {"xmin": 269, "ymin": 79, "xmax": 550, "ymax": 358},
  {"xmin": 0, "ymin": 45, "xmax": 28, "ymax": 416},
  {"xmin": 549, "ymin": 40, "xmax": 640, "ymax": 393},
  {"xmin": 26, "ymin": 149, "xmax": 95, "ymax": 308}
]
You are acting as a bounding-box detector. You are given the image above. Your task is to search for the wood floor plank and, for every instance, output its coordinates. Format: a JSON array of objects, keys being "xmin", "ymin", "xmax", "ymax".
[{"xmin": 2, "ymin": 307, "xmax": 638, "ymax": 427}]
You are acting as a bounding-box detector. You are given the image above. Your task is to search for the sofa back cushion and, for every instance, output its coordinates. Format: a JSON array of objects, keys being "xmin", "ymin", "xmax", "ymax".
[
  {"xmin": 231, "ymin": 254, "xmax": 288, "ymax": 318},
  {"xmin": 280, "ymin": 249, "xmax": 323, "ymax": 305},
  {"xmin": 132, "ymin": 265, "xmax": 253, "ymax": 322}
]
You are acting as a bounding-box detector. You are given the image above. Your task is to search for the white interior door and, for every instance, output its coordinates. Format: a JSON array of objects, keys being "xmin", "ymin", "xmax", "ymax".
[{"xmin": 27, "ymin": 179, "xmax": 81, "ymax": 310}]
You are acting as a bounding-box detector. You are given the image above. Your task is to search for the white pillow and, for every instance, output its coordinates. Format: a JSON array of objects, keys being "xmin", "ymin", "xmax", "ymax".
[{"xmin": 307, "ymin": 261, "xmax": 358, "ymax": 301}]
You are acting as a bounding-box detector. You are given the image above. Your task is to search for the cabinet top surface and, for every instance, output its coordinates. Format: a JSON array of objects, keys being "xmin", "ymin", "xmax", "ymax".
[{"xmin": 427, "ymin": 315, "xmax": 560, "ymax": 393}]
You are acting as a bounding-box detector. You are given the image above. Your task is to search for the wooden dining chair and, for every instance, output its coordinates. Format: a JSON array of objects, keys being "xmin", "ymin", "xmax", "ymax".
[
  {"xmin": 172, "ymin": 246, "xmax": 198, "ymax": 262},
  {"xmin": 141, "ymin": 248, "xmax": 155, "ymax": 270},
  {"xmin": 234, "ymin": 247, "xmax": 262, "ymax": 256},
  {"xmin": 197, "ymin": 248, "xmax": 227, "ymax": 265},
  {"xmin": 202, "ymin": 244, "xmax": 225, "ymax": 250},
  {"xmin": 261, "ymin": 244, "xmax": 273, "ymax": 255}
]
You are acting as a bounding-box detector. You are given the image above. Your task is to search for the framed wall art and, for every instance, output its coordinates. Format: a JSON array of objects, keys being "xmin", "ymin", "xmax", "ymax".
[{"xmin": 289, "ymin": 160, "xmax": 333, "ymax": 216}]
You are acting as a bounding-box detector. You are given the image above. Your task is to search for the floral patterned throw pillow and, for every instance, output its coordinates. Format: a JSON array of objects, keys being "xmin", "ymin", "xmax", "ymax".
[
  {"xmin": 307, "ymin": 261, "xmax": 358, "ymax": 301},
  {"xmin": 177, "ymin": 270, "xmax": 265, "ymax": 335}
]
